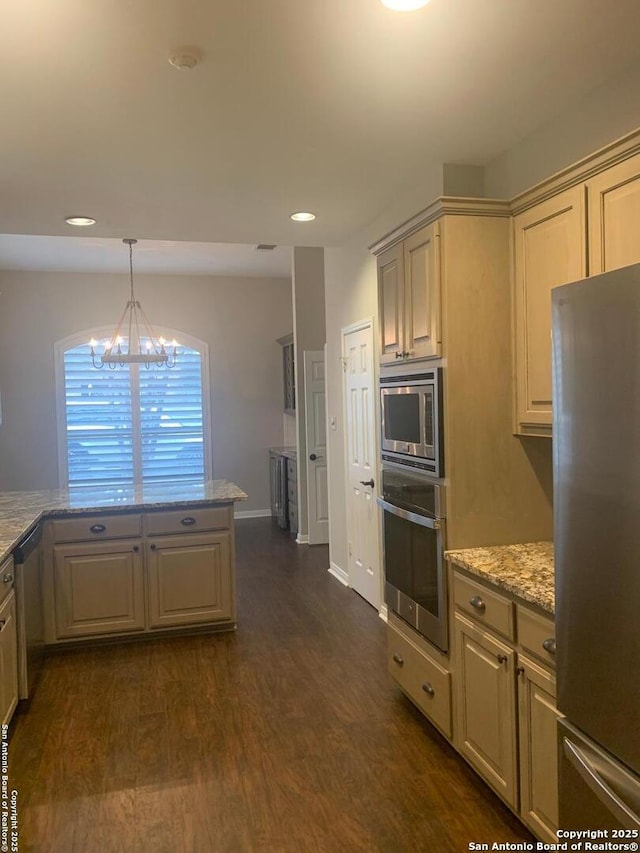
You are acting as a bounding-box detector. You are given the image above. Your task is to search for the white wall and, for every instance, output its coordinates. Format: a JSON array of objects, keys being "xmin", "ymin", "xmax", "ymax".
[
  {"xmin": 0, "ymin": 270, "xmax": 292, "ymax": 512},
  {"xmin": 485, "ymin": 62, "xmax": 640, "ymax": 199}
]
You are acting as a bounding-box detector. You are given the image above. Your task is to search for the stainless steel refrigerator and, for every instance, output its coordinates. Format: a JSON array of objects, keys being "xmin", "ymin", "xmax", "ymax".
[{"xmin": 552, "ymin": 263, "xmax": 640, "ymax": 830}]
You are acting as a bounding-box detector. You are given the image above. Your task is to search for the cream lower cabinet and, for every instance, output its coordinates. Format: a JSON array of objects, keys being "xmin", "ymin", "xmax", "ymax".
[
  {"xmin": 452, "ymin": 568, "xmax": 560, "ymax": 841},
  {"xmin": 454, "ymin": 612, "xmax": 518, "ymax": 808},
  {"xmin": 146, "ymin": 532, "xmax": 233, "ymax": 629},
  {"xmin": 0, "ymin": 590, "xmax": 18, "ymax": 726},
  {"xmin": 53, "ymin": 540, "xmax": 145, "ymax": 638},
  {"xmin": 517, "ymin": 654, "xmax": 561, "ymax": 843}
]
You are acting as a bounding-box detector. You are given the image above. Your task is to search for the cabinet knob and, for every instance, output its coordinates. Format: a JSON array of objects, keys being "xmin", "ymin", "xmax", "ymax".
[
  {"xmin": 542, "ymin": 638, "xmax": 557, "ymax": 656},
  {"xmin": 90, "ymin": 524, "xmax": 106, "ymax": 534},
  {"xmin": 496, "ymin": 653, "xmax": 508, "ymax": 665},
  {"xmin": 133, "ymin": 546, "xmax": 139, "ymax": 552},
  {"xmin": 180, "ymin": 517, "xmax": 196, "ymax": 527},
  {"xmin": 150, "ymin": 544, "xmax": 157, "ymax": 550},
  {"xmin": 3, "ymin": 574, "xmax": 13, "ymax": 584},
  {"xmin": 395, "ymin": 352, "xmax": 404, "ymax": 360},
  {"xmin": 392, "ymin": 653, "xmax": 404, "ymax": 667},
  {"xmin": 422, "ymin": 682, "xmax": 435, "ymax": 697},
  {"xmin": 516, "ymin": 665, "xmax": 525, "ymax": 676},
  {"xmin": 469, "ymin": 595, "xmax": 486, "ymax": 612}
]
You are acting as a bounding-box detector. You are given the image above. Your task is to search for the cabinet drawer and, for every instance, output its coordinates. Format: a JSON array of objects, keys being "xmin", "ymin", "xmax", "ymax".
[
  {"xmin": 517, "ymin": 605, "xmax": 556, "ymax": 668},
  {"xmin": 453, "ymin": 572, "xmax": 515, "ymax": 641},
  {"xmin": 288, "ymin": 501, "xmax": 298, "ymax": 535},
  {"xmin": 50, "ymin": 514, "xmax": 142, "ymax": 543},
  {"xmin": 287, "ymin": 457, "xmax": 297, "ymax": 482},
  {"xmin": 387, "ymin": 623, "xmax": 451, "ymax": 738},
  {"xmin": 144, "ymin": 506, "xmax": 231, "ymax": 536},
  {"xmin": 0, "ymin": 558, "xmax": 13, "ymax": 608}
]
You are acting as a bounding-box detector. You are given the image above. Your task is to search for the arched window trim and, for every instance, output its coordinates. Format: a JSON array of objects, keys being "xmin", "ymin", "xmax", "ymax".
[{"xmin": 54, "ymin": 326, "xmax": 212, "ymax": 489}]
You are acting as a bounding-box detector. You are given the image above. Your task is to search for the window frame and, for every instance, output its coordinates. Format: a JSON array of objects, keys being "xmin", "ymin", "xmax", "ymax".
[{"xmin": 54, "ymin": 326, "xmax": 213, "ymax": 489}]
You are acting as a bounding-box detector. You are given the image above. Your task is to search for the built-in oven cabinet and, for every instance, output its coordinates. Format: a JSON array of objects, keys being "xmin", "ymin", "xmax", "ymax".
[
  {"xmin": 387, "ymin": 615, "xmax": 452, "ymax": 740},
  {"xmin": 450, "ymin": 566, "xmax": 560, "ymax": 843},
  {"xmin": 378, "ymin": 222, "xmax": 441, "ymax": 365}
]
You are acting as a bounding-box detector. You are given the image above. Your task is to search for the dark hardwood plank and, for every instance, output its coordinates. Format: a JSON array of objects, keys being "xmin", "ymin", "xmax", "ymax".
[{"xmin": 8, "ymin": 518, "xmax": 533, "ymax": 852}]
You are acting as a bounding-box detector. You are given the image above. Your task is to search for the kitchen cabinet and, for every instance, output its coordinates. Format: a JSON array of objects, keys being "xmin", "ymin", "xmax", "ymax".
[
  {"xmin": 378, "ymin": 222, "xmax": 441, "ymax": 365},
  {"xmin": 454, "ymin": 611, "xmax": 519, "ymax": 809},
  {"xmin": 0, "ymin": 584, "xmax": 18, "ymax": 727},
  {"xmin": 43, "ymin": 505, "xmax": 236, "ymax": 644},
  {"xmin": 146, "ymin": 531, "xmax": 232, "ymax": 628},
  {"xmin": 587, "ymin": 152, "xmax": 640, "ymax": 274},
  {"xmin": 52, "ymin": 539, "xmax": 145, "ymax": 639},
  {"xmin": 513, "ymin": 186, "xmax": 587, "ymax": 437},
  {"xmin": 387, "ymin": 616, "xmax": 452, "ymax": 739},
  {"xmin": 451, "ymin": 567, "xmax": 560, "ymax": 841},
  {"xmin": 286, "ymin": 456, "xmax": 298, "ymax": 536},
  {"xmin": 277, "ymin": 334, "xmax": 296, "ymax": 414}
]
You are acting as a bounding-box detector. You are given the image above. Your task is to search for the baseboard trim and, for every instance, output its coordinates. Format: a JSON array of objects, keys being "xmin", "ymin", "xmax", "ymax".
[
  {"xmin": 234, "ymin": 509, "xmax": 271, "ymax": 519},
  {"xmin": 328, "ymin": 562, "xmax": 349, "ymax": 587},
  {"xmin": 296, "ymin": 534, "xmax": 309, "ymax": 545},
  {"xmin": 379, "ymin": 604, "xmax": 388, "ymax": 623}
]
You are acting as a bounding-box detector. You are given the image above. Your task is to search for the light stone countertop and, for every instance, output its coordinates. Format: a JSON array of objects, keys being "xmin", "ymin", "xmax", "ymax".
[
  {"xmin": 0, "ymin": 480, "xmax": 247, "ymax": 567},
  {"xmin": 445, "ymin": 541, "xmax": 555, "ymax": 614}
]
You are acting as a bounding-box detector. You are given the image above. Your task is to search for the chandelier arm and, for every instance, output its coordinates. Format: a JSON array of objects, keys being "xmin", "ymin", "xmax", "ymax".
[
  {"xmin": 109, "ymin": 301, "xmax": 132, "ymax": 351},
  {"xmin": 137, "ymin": 303, "xmax": 163, "ymax": 354}
]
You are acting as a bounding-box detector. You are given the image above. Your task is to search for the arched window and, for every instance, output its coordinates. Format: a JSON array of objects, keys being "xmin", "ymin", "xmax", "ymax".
[{"xmin": 55, "ymin": 330, "xmax": 211, "ymax": 491}]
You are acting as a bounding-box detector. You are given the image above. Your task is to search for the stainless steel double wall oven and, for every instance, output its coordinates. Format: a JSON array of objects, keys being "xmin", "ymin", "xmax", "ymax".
[{"xmin": 377, "ymin": 368, "xmax": 448, "ymax": 652}]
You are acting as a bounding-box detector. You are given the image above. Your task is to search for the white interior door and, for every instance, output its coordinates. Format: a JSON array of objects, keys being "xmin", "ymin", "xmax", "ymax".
[
  {"xmin": 304, "ymin": 350, "xmax": 329, "ymax": 545},
  {"xmin": 343, "ymin": 321, "xmax": 380, "ymax": 609}
]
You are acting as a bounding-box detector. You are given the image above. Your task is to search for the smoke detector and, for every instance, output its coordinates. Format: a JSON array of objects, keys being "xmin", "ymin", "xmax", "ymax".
[{"xmin": 168, "ymin": 46, "xmax": 203, "ymax": 70}]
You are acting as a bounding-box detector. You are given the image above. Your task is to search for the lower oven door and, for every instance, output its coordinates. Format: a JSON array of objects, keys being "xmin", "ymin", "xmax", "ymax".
[{"xmin": 377, "ymin": 497, "xmax": 447, "ymax": 653}]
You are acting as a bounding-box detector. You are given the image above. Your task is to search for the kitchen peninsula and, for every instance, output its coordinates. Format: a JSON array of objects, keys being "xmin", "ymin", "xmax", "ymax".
[{"xmin": 0, "ymin": 479, "xmax": 247, "ymax": 647}]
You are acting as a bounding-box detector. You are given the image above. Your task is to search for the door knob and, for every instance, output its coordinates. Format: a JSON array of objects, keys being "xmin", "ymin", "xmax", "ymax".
[{"xmin": 359, "ymin": 479, "xmax": 375, "ymax": 488}]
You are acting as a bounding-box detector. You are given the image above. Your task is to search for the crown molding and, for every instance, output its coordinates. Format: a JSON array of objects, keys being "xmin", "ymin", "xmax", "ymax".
[{"xmin": 369, "ymin": 197, "xmax": 511, "ymax": 256}]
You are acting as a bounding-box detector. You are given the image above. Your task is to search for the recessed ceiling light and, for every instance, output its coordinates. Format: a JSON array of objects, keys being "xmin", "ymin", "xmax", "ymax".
[
  {"xmin": 290, "ymin": 212, "xmax": 316, "ymax": 222},
  {"xmin": 381, "ymin": 0, "xmax": 431, "ymax": 10},
  {"xmin": 65, "ymin": 216, "xmax": 96, "ymax": 226}
]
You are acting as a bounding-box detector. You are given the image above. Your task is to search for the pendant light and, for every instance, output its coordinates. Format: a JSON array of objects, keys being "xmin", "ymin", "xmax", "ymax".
[{"xmin": 90, "ymin": 239, "xmax": 177, "ymax": 370}]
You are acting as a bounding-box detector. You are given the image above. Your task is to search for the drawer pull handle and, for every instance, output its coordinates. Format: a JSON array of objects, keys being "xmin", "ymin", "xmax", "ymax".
[
  {"xmin": 542, "ymin": 638, "xmax": 557, "ymax": 656},
  {"xmin": 90, "ymin": 524, "xmax": 106, "ymax": 534},
  {"xmin": 392, "ymin": 653, "xmax": 404, "ymax": 667},
  {"xmin": 496, "ymin": 653, "xmax": 508, "ymax": 665},
  {"xmin": 469, "ymin": 595, "xmax": 486, "ymax": 611},
  {"xmin": 422, "ymin": 682, "xmax": 435, "ymax": 697},
  {"xmin": 3, "ymin": 575, "xmax": 13, "ymax": 584},
  {"xmin": 180, "ymin": 517, "xmax": 197, "ymax": 527}
]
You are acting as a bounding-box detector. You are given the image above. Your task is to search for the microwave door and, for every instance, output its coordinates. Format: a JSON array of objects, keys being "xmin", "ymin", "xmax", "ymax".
[{"xmin": 382, "ymin": 389, "xmax": 422, "ymax": 456}]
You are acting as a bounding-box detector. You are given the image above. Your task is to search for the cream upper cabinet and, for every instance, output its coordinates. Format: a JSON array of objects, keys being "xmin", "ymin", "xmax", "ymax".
[
  {"xmin": 588, "ymin": 152, "xmax": 640, "ymax": 274},
  {"xmin": 513, "ymin": 186, "xmax": 587, "ymax": 436},
  {"xmin": 378, "ymin": 222, "xmax": 441, "ymax": 364}
]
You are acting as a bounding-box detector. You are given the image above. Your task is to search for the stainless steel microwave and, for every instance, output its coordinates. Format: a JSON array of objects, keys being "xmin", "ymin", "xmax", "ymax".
[{"xmin": 380, "ymin": 369, "xmax": 444, "ymax": 477}]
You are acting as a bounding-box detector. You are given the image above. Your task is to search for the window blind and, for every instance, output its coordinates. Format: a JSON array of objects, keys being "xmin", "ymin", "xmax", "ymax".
[{"xmin": 63, "ymin": 342, "xmax": 206, "ymax": 489}]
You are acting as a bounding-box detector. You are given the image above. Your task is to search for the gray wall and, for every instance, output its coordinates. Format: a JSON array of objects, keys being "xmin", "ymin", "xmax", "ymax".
[{"xmin": 0, "ymin": 270, "xmax": 292, "ymax": 512}]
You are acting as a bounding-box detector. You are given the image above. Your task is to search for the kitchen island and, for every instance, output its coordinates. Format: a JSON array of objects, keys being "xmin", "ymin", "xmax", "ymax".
[{"xmin": 0, "ymin": 480, "xmax": 247, "ymax": 646}]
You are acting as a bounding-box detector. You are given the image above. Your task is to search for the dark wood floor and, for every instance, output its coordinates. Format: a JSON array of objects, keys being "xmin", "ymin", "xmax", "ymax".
[{"xmin": 9, "ymin": 518, "xmax": 533, "ymax": 852}]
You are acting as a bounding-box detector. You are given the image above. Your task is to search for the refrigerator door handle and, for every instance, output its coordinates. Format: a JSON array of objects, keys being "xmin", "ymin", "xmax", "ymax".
[{"xmin": 563, "ymin": 736, "xmax": 640, "ymax": 829}]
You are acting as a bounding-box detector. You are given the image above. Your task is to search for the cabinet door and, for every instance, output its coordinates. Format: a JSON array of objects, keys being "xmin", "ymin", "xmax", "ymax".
[
  {"xmin": 53, "ymin": 541, "xmax": 144, "ymax": 638},
  {"xmin": 0, "ymin": 591, "xmax": 18, "ymax": 726},
  {"xmin": 146, "ymin": 532, "xmax": 233, "ymax": 628},
  {"xmin": 513, "ymin": 187, "xmax": 586, "ymax": 436},
  {"xmin": 378, "ymin": 243, "xmax": 405, "ymax": 364},
  {"xmin": 518, "ymin": 654, "xmax": 562, "ymax": 843},
  {"xmin": 588, "ymin": 153, "xmax": 640, "ymax": 274},
  {"xmin": 403, "ymin": 222, "xmax": 441, "ymax": 361},
  {"xmin": 454, "ymin": 613, "xmax": 518, "ymax": 808}
]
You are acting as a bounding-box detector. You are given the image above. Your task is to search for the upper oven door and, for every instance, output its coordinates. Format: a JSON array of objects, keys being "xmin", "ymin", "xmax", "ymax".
[{"xmin": 381, "ymin": 383, "xmax": 434, "ymax": 459}]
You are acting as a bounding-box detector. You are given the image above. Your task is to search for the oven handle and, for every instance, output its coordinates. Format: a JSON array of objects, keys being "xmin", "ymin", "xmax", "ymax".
[{"xmin": 376, "ymin": 497, "xmax": 440, "ymax": 530}]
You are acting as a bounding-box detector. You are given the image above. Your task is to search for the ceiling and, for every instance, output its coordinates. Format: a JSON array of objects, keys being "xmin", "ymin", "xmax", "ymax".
[{"xmin": 1, "ymin": 0, "xmax": 640, "ymax": 273}]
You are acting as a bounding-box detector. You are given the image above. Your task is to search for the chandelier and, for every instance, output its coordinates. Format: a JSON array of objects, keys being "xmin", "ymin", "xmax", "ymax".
[{"xmin": 90, "ymin": 238, "xmax": 177, "ymax": 370}]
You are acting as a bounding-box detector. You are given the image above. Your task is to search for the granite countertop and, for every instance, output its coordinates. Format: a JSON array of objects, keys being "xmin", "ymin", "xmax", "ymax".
[
  {"xmin": 0, "ymin": 479, "xmax": 247, "ymax": 567},
  {"xmin": 445, "ymin": 541, "xmax": 555, "ymax": 614}
]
